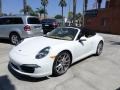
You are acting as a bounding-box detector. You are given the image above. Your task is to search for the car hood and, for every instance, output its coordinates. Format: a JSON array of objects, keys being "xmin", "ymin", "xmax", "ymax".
[{"xmin": 12, "ymin": 36, "xmax": 69, "ymax": 55}]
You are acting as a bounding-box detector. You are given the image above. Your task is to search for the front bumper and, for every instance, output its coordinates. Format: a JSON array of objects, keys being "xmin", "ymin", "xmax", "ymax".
[
  {"xmin": 9, "ymin": 52, "xmax": 54, "ymax": 77},
  {"xmin": 9, "ymin": 62, "xmax": 51, "ymax": 77}
]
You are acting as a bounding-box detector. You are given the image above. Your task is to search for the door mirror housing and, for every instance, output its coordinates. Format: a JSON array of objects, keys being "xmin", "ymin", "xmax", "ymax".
[
  {"xmin": 79, "ymin": 37, "xmax": 87, "ymax": 42},
  {"xmin": 79, "ymin": 39, "xmax": 86, "ymax": 42}
]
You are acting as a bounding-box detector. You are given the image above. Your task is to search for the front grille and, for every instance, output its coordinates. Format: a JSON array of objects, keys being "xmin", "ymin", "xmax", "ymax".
[{"xmin": 20, "ymin": 65, "xmax": 35, "ymax": 73}]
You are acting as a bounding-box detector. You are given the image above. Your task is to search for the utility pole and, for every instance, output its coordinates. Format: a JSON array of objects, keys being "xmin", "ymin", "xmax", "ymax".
[{"xmin": 0, "ymin": 0, "xmax": 2, "ymax": 16}]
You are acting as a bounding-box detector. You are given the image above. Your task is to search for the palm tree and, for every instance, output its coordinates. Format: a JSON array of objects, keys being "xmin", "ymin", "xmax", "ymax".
[
  {"xmin": 85, "ymin": 0, "xmax": 88, "ymax": 11},
  {"xmin": 41, "ymin": 0, "xmax": 48, "ymax": 19},
  {"xmin": 0, "ymin": 0, "xmax": 2, "ymax": 16},
  {"xmin": 97, "ymin": 0, "xmax": 102, "ymax": 9},
  {"xmin": 59, "ymin": 0, "xmax": 67, "ymax": 26},
  {"xmin": 68, "ymin": 11, "xmax": 73, "ymax": 22},
  {"xmin": 20, "ymin": 5, "xmax": 35, "ymax": 16},
  {"xmin": 23, "ymin": 0, "xmax": 27, "ymax": 15},
  {"xmin": 73, "ymin": 0, "xmax": 76, "ymax": 26},
  {"xmin": 36, "ymin": 7, "xmax": 47, "ymax": 19},
  {"xmin": 54, "ymin": 14, "xmax": 63, "ymax": 19}
]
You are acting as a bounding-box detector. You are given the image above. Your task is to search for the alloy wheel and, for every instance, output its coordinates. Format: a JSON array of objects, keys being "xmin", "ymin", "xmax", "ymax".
[
  {"xmin": 10, "ymin": 34, "xmax": 21, "ymax": 45},
  {"xmin": 53, "ymin": 52, "xmax": 71, "ymax": 76},
  {"xmin": 96, "ymin": 41, "xmax": 103, "ymax": 56}
]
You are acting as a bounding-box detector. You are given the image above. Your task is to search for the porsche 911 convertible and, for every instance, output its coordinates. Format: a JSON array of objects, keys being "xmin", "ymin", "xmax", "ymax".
[{"xmin": 9, "ymin": 27, "xmax": 104, "ymax": 77}]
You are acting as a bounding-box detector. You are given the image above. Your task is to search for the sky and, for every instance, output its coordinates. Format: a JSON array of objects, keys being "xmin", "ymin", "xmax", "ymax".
[{"xmin": 2, "ymin": 0, "xmax": 106, "ymax": 17}]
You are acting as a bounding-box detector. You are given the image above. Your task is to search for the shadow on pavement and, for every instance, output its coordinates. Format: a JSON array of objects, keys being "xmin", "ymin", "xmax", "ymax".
[
  {"xmin": 110, "ymin": 41, "xmax": 120, "ymax": 45},
  {"xmin": 116, "ymin": 87, "xmax": 120, "ymax": 90},
  {"xmin": 8, "ymin": 63, "xmax": 49, "ymax": 82},
  {"xmin": 0, "ymin": 39, "xmax": 11, "ymax": 44},
  {"xmin": 0, "ymin": 75, "xmax": 15, "ymax": 90}
]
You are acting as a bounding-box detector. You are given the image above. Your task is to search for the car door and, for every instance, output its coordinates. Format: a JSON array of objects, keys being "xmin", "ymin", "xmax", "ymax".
[
  {"xmin": 72, "ymin": 36, "xmax": 93, "ymax": 62},
  {"xmin": 0, "ymin": 18, "xmax": 12, "ymax": 38}
]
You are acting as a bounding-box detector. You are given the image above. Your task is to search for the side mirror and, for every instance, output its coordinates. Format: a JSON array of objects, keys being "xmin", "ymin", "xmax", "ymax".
[
  {"xmin": 79, "ymin": 39, "xmax": 86, "ymax": 42},
  {"xmin": 79, "ymin": 37, "xmax": 87, "ymax": 42}
]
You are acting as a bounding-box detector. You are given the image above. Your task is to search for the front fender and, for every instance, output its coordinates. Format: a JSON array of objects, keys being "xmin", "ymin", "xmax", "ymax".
[
  {"xmin": 49, "ymin": 44, "xmax": 74, "ymax": 60},
  {"xmin": 92, "ymin": 34, "xmax": 104, "ymax": 53}
]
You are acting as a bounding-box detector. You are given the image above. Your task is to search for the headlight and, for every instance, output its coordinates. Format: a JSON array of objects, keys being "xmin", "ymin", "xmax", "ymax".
[{"xmin": 35, "ymin": 47, "xmax": 50, "ymax": 59}]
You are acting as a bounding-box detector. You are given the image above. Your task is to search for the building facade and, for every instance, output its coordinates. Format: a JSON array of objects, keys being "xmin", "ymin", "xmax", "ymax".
[{"xmin": 85, "ymin": 0, "xmax": 120, "ymax": 35}]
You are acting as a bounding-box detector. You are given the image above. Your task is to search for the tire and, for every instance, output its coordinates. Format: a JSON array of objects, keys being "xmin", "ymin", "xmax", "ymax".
[
  {"xmin": 52, "ymin": 51, "xmax": 71, "ymax": 76},
  {"xmin": 95, "ymin": 41, "xmax": 103, "ymax": 56},
  {"xmin": 9, "ymin": 33, "xmax": 21, "ymax": 45},
  {"xmin": 43, "ymin": 29, "xmax": 48, "ymax": 34}
]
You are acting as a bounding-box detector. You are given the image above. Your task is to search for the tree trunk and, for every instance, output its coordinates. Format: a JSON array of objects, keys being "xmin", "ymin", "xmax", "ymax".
[
  {"xmin": 40, "ymin": 13, "xmax": 41, "ymax": 20},
  {"xmin": 82, "ymin": 0, "xmax": 85, "ymax": 27},
  {"xmin": 73, "ymin": 0, "xmax": 76, "ymax": 26},
  {"xmin": 62, "ymin": 6, "xmax": 64, "ymax": 27},
  {"xmin": 98, "ymin": 3, "xmax": 101, "ymax": 9},
  {"xmin": 0, "ymin": 0, "xmax": 2, "ymax": 16},
  {"xmin": 23, "ymin": 0, "xmax": 27, "ymax": 15},
  {"xmin": 105, "ymin": 0, "xmax": 110, "ymax": 8},
  {"xmin": 85, "ymin": 0, "xmax": 88, "ymax": 11},
  {"xmin": 97, "ymin": 0, "xmax": 102, "ymax": 9},
  {"xmin": 44, "ymin": 6, "xmax": 45, "ymax": 19}
]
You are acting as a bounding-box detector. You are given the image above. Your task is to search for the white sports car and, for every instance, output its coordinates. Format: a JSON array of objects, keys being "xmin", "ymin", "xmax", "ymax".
[{"xmin": 9, "ymin": 27, "xmax": 104, "ymax": 77}]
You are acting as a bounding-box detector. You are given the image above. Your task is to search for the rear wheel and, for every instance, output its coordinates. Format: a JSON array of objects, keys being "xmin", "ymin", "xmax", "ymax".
[
  {"xmin": 10, "ymin": 33, "xmax": 21, "ymax": 45},
  {"xmin": 95, "ymin": 41, "xmax": 103, "ymax": 56},
  {"xmin": 52, "ymin": 51, "xmax": 71, "ymax": 76}
]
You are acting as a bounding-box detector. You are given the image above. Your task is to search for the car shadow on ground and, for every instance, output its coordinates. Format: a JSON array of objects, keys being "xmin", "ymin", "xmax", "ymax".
[
  {"xmin": 49, "ymin": 55, "xmax": 94, "ymax": 78},
  {"xmin": 8, "ymin": 64, "xmax": 49, "ymax": 82},
  {"xmin": 109, "ymin": 41, "xmax": 120, "ymax": 45},
  {"xmin": 7, "ymin": 55, "xmax": 94, "ymax": 81},
  {"xmin": 0, "ymin": 75, "xmax": 15, "ymax": 90},
  {"xmin": 116, "ymin": 87, "xmax": 120, "ymax": 90},
  {"xmin": 0, "ymin": 39, "xmax": 11, "ymax": 44}
]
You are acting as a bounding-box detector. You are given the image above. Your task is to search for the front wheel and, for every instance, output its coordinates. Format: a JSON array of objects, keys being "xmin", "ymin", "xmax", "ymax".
[
  {"xmin": 10, "ymin": 33, "xmax": 21, "ymax": 45},
  {"xmin": 52, "ymin": 51, "xmax": 71, "ymax": 76},
  {"xmin": 95, "ymin": 41, "xmax": 103, "ymax": 56}
]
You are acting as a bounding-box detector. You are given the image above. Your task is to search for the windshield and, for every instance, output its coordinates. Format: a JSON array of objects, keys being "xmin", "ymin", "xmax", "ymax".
[{"xmin": 45, "ymin": 28, "xmax": 78, "ymax": 41}]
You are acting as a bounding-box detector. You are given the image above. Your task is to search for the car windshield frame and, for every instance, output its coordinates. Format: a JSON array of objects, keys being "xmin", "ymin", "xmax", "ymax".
[{"xmin": 44, "ymin": 27, "xmax": 79, "ymax": 41}]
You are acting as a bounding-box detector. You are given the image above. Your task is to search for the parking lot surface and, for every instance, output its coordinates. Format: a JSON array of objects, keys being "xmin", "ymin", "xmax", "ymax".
[{"xmin": 0, "ymin": 33, "xmax": 120, "ymax": 90}]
